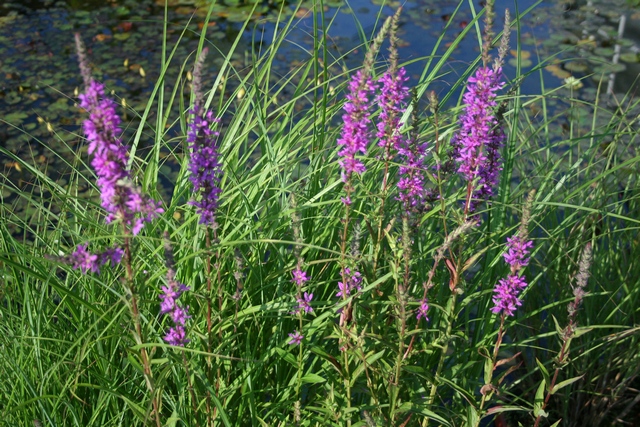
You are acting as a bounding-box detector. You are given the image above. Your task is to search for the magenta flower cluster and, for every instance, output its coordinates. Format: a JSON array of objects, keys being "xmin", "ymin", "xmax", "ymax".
[
  {"xmin": 291, "ymin": 267, "xmax": 310, "ymax": 287},
  {"xmin": 336, "ymin": 267, "xmax": 363, "ymax": 298},
  {"xmin": 159, "ymin": 270, "xmax": 191, "ymax": 346},
  {"xmin": 68, "ymin": 244, "xmax": 123, "ymax": 274},
  {"xmin": 188, "ymin": 106, "xmax": 222, "ymax": 226},
  {"xmin": 288, "ymin": 330, "xmax": 304, "ymax": 346},
  {"xmin": 291, "ymin": 267, "xmax": 313, "ymax": 316},
  {"xmin": 452, "ymin": 66, "xmax": 505, "ymax": 212},
  {"xmin": 416, "ymin": 298, "xmax": 429, "ymax": 321},
  {"xmin": 376, "ymin": 67, "xmax": 409, "ymax": 150},
  {"xmin": 78, "ymin": 79, "xmax": 163, "ymax": 235},
  {"xmin": 289, "ymin": 267, "xmax": 312, "ymax": 345},
  {"xmin": 491, "ymin": 234, "xmax": 534, "ymax": 317},
  {"xmin": 377, "ymin": 67, "xmax": 429, "ymax": 211},
  {"xmin": 337, "ymin": 70, "xmax": 376, "ymax": 182}
]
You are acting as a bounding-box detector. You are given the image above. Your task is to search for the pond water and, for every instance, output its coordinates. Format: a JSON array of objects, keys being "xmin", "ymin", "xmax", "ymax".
[{"xmin": 1, "ymin": 0, "xmax": 639, "ymax": 224}]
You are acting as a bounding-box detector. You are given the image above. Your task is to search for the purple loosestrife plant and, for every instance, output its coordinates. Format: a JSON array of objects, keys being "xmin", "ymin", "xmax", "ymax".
[
  {"xmin": 288, "ymin": 330, "xmax": 304, "ymax": 346},
  {"xmin": 75, "ymin": 35, "xmax": 163, "ymax": 236},
  {"xmin": 377, "ymin": 65, "xmax": 430, "ymax": 213},
  {"xmin": 160, "ymin": 269, "xmax": 191, "ymax": 346},
  {"xmin": 416, "ymin": 298, "xmax": 429, "ymax": 321},
  {"xmin": 291, "ymin": 266, "xmax": 313, "ymax": 315},
  {"xmin": 186, "ymin": 48, "xmax": 223, "ymax": 226},
  {"xmin": 397, "ymin": 123, "xmax": 429, "ymax": 212},
  {"xmin": 296, "ymin": 292, "xmax": 314, "ymax": 314},
  {"xmin": 451, "ymin": 65, "xmax": 505, "ymax": 214},
  {"xmin": 335, "ymin": 267, "xmax": 363, "ymax": 298},
  {"xmin": 337, "ymin": 70, "xmax": 376, "ymax": 183},
  {"xmin": 188, "ymin": 107, "xmax": 222, "ymax": 226},
  {"xmin": 291, "ymin": 267, "xmax": 309, "ymax": 287},
  {"xmin": 376, "ymin": 67, "xmax": 409, "ymax": 151},
  {"xmin": 68, "ymin": 244, "xmax": 124, "ymax": 274},
  {"xmin": 491, "ymin": 234, "xmax": 534, "ymax": 317}
]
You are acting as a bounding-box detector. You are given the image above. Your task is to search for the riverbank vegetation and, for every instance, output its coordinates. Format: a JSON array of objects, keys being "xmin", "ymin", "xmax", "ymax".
[{"xmin": 1, "ymin": 1, "xmax": 639, "ymax": 426}]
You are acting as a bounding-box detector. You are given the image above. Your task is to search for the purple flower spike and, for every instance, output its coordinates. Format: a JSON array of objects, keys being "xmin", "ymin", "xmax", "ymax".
[
  {"xmin": 376, "ymin": 67, "xmax": 410, "ymax": 150},
  {"xmin": 68, "ymin": 244, "xmax": 125, "ymax": 274},
  {"xmin": 160, "ymin": 270, "xmax": 190, "ymax": 346},
  {"xmin": 164, "ymin": 326, "xmax": 188, "ymax": 347},
  {"xmin": 492, "ymin": 232, "xmax": 534, "ymax": 317},
  {"xmin": 491, "ymin": 274, "xmax": 528, "ymax": 317},
  {"xmin": 397, "ymin": 132, "xmax": 429, "ymax": 212},
  {"xmin": 336, "ymin": 281, "xmax": 350, "ymax": 298},
  {"xmin": 337, "ymin": 70, "xmax": 376, "ymax": 182},
  {"xmin": 69, "ymin": 243, "xmax": 100, "ymax": 274},
  {"xmin": 288, "ymin": 330, "xmax": 303, "ymax": 346},
  {"xmin": 452, "ymin": 66, "xmax": 505, "ymax": 213},
  {"xmin": 503, "ymin": 236, "xmax": 534, "ymax": 270},
  {"xmin": 100, "ymin": 247, "xmax": 124, "ymax": 267},
  {"xmin": 75, "ymin": 36, "xmax": 163, "ymax": 235},
  {"xmin": 188, "ymin": 107, "xmax": 222, "ymax": 226},
  {"xmin": 336, "ymin": 267, "xmax": 363, "ymax": 298}
]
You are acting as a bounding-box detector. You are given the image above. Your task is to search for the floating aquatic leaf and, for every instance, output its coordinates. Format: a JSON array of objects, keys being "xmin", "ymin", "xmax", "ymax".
[
  {"xmin": 620, "ymin": 52, "xmax": 640, "ymax": 63},
  {"xmin": 5, "ymin": 111, "xmax": 28, "ymax": 123},
  {"xmin": 593, "ymin": 63, "xmax": 626, "ymax": 74},
  {"xmin": 508, "ymin": 58, "xmax": 533, "ymax": 68},
  {"xmin": 594, "ymin": 47, "xmax": 615, "ymax": 57},
  {"xmin": 564, "ymin": 61, "xmax": 588, "ymax": 73}
]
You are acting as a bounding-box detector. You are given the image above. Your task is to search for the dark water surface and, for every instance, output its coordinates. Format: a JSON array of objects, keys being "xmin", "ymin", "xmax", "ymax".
[{"xmin": 1, "ymin": 0, "xmax": 639, "ymax": 221}]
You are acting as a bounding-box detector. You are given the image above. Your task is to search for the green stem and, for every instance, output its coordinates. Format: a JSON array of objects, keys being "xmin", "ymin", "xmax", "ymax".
[
  {"xmin": 474, "ymin": 315, "xmax": 505, "ymax": 426},
  {"xmin": 122, "ymin": 229, "xmax": 162, "ymax": 427},
  {"xmin": 425, "ymin": 291, "xmax": 457, "ymax": 425}
]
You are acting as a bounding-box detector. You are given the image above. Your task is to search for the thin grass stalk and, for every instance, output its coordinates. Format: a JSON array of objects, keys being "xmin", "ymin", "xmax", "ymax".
[
  {"xmin": 121, "ymin": 226, "xmax": 162, "ymax": 427},
  {"xmin": 534, "ymin": 243, "xmax": 593, "ymax": 427}
]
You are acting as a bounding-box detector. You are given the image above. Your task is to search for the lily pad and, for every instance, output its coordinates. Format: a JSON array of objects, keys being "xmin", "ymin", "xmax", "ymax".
[
  {"xmin": 620, "ymin": 52, "xmax": 640, "ymax": 63},
  {"xmin": 593, "ymin": 47, "xmax": 615, "ymax": 57},
  {"xmin": 593, "ymin": 63, "xmax": 626, "ymax": 74},
  {"xmin": 5, "ymin": 111, "xmax": 28, "ymax": 124},
  {"xmin": 564, "ymin": 61, "xmax": 588, "ymax": 73},
  {"xmin": 508, "ymin": 57, "xmax": 533, "ymax": 68}
]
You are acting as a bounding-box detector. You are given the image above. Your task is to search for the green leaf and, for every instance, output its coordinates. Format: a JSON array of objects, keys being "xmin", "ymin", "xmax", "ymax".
[
  {"xmin": 466, "ymin": 404, "xmax": 479, "ymax": 427},
  {"xmin": 533, "ymin": 380, "xmax": 548, "ymax": 418},
  {"xmin": 166, "ymin": 409, "xmax": 180, "ymax": 427},
  {"xmin": 552, "ymin": 315, "xmax": 564, "ymax": 337},
  {"xmin": 551, "ymin": 375, "xmax": 584, "ymax": 394},
  {"xmin": 573, "ymin": 327, "xmax": 593, "ymax": 338},
  {"xmin": 535, "ymin": 358, "xmax": 550, "ymax": 389},
  {"xmin": 300, "ymin": 374, "xmax": 326, "ymax": 384},
  {"xmin": 275, "ymin": 347, "xmax": 298, "ymax": 367},
  {"xmin": 403, "ymin": 403, "xmax": 452, "ymax": 427},
  {"xmin": 351, "ymin": 350, "xmax": 385, "ymax": 386},
  {"xmin": 486, "ymin": 405, "xmax": 528, "ymax": 415},
  {"xmin": 484, "ymin": 356, "xmax": 493, "ymax": 385}
]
